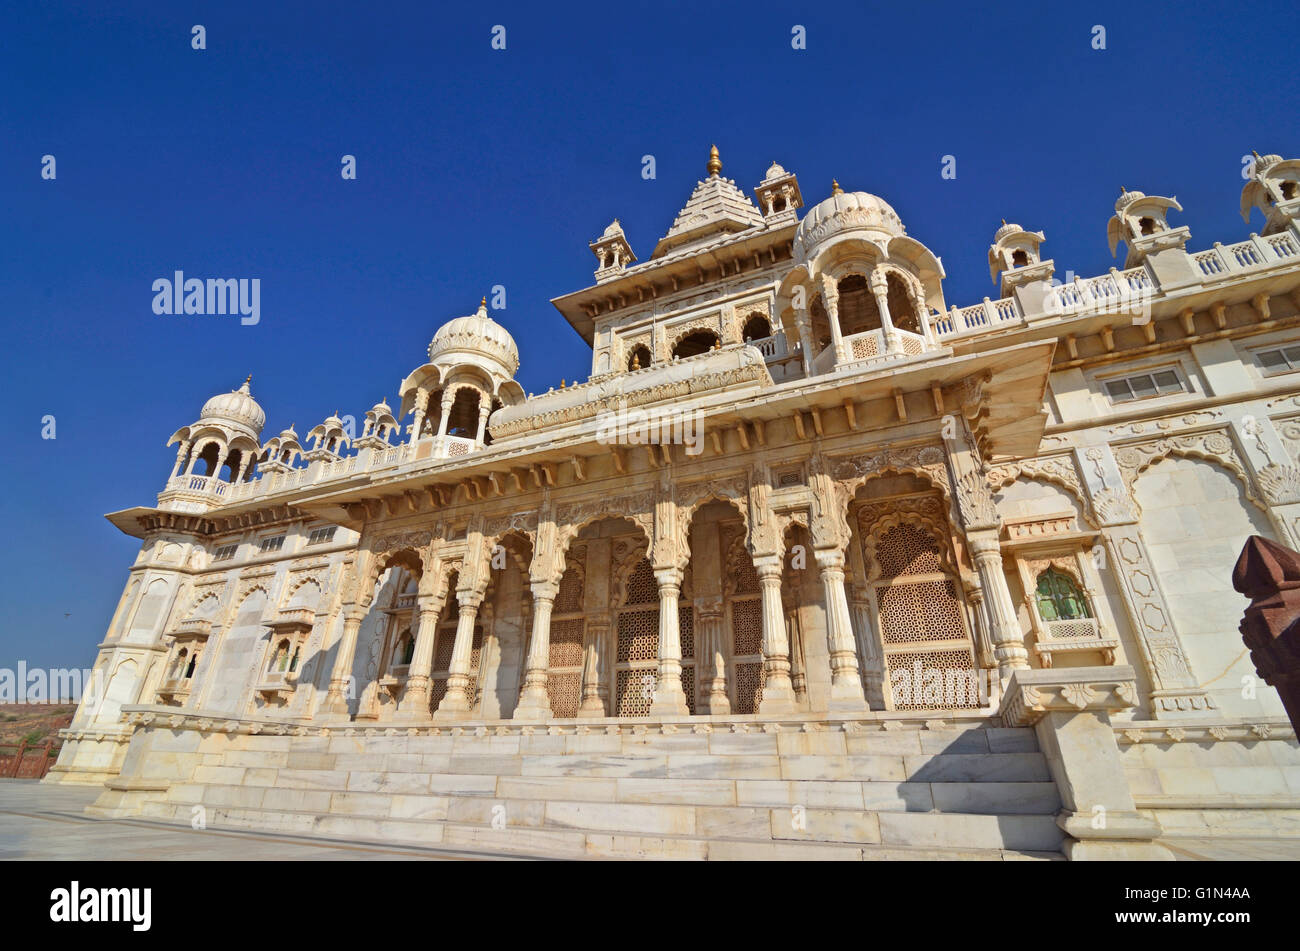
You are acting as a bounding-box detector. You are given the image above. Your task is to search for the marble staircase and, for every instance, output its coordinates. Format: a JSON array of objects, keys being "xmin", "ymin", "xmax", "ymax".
[{"xmin": 91, "ymin": 719, "xmax": 1067, "ymax": 859}]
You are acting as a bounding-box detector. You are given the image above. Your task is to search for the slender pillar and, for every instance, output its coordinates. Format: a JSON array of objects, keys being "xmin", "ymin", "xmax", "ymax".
[
  {"xmin": 697, "ymin": 597, "xmax": 730, "ymax": 715},
  {"xmin": 821, "ymin": 276, "xmax": 844, "ymax": 364},
  {"xmin": 395, "ymin": 594, "xmax": 446, "ymax": 719},
  {"xmin": 870, "ymin": 273, "xmax": 900, "ymax": 353},
  {"xmin": 437, "ymin": 391, "xmax": 454, "ymax": 438},
  {"xmin": 474, "ymin": 397, "xmax": 491, "ymax": 446},
  {"xmin": 815, "ymin": 549, "xmax": 870, "ymax": 713},
  {"xmin": 968, "ymin": 533, "xmax": 1030, "ymax": 678},
  {"xmin": 168, "ymin": 440, "xmax": 191, "ymax": 480},
  {"xmin": 319, "ymin": 606, "xmax": 367, "ymax": 719},
  {"xmin": 648, "ymin": 567, "xmax": 690, "ymax": 716},
  {"xmin": 912, "ymin": 286, "xmax": 935, "ymax": 343},
  {"xmin": 409, "ymin": 392, "xmax": 429, "ymax": 445},
  {"xmin": 433, "ymin": 591, "xmax": 482, "ymax": 720},
  {"xmin": 514, "ymin": 579, "xmax": 558, "ymax": 719},
  {"xmin": 577, "ymin": 618, "xmax": 610, "ymax": 717},
  {"xmin": 754, "ymin": 557, "xmax": 796, "ymax": 714},
  {"xmin": 794, "ymin": 305, "xmax": 816, "ymax": 376}
]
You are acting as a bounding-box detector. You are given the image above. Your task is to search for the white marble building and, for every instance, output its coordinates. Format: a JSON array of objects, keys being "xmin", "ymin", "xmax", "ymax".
[{"xmin": 48, "ymin": 148, "xmax": 1300, "ymax": 859}]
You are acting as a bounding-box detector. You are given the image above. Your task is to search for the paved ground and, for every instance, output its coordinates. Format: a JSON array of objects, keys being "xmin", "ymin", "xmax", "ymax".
[
  {"xmin": 0, "ymin": 781, "xmax": 523, "ymax": 860},
  {"xmin": 2, "ymin": 780, "xmax": 1294, "ymax": 860}
]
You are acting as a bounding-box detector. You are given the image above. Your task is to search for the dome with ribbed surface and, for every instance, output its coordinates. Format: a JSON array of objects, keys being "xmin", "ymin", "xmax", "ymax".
[
  {"xmin": 794, "ymin": 188, "xmax": 905, "ymax": 262},
  {"xmin": 198, "ymin": 377, "xmax": 265, "ymax": 436},
  {"xmin": 428, "ymin": 299, "xmax": 520, "ymax": 377}
]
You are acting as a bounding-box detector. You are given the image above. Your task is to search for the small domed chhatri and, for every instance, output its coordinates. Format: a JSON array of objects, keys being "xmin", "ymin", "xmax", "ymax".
[
  {"xmin": 427, "ymin": 297, "xmax": 520, "ymax": 377},
  {"xmin": 65, "ymin": 146, "xmax": 1300, "ymax": 864},
  {"xmin": 793, "ymin": 184, "xmax": 907, "ymax": 262},
  {"xmin": 198, "ymin": 375, "xmax": 265, "ymax": 437}
]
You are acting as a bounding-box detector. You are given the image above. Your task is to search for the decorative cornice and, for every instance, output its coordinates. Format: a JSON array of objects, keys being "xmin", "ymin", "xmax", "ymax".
[{"xmin": 999, "ymin": 666, "xmax": 1139, "ymax": 727}]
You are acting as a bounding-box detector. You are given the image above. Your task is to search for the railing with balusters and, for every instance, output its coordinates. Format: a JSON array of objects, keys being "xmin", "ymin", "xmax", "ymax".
[{"xmin": 933, "ymin": 226, "xmax": 1299, "ymax": 341}]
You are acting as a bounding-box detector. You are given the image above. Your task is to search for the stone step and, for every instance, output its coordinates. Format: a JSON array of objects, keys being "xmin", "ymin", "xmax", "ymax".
[
  {"xmin": 228, "ymin": 749, "xmax": 1050, "ymax": 784},
  {"xmin": 307, "ymin": 726, "xmax": 1039, "ymax": 758},
  {"xmin": 134, "ymin": 799, "xmax": 1063, "ymax": 861},
  {"xmin": 169, "ymin": 774, "xmax": 1060, "ymax": 815},
  {"xmin": 150, "ymin": 780, "xmax": 1065, "ymax": 849}
]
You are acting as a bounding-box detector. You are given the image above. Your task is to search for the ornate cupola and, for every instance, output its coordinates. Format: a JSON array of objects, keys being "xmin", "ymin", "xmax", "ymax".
[
  {"xmin": 1107, "ymin": 187, "xmax": 1189, "ymax": 267},
  {"xmin": 754, "ymin": 160, "xmax": 803, "ymax": 225},
  {"xmin": 988, "ymin": 220, "xmax": 1051, "ymax": 298},
  {"xmin": 590, "ymin": 220, "xmax": 637, "ymax": 283},
  {"xmin": 1241, "ymin": 151, "xmax": 1300, "ymax": 236},
  {"xmin": 355, "ymin": 399, "xmax": 400, "ymax": 450},
  {"xmin": 398, "ymin": 298, "xmax": 526, "ymax": 457},
  {"xmin": 258, "ymin": 424, "xmax": 303, "ymax": 474},
  {"xmin": 304, "ymin": 411, "xmax": 350, "ymax": 462},
  {"xmin": 162, "ymin": 376, "xmax": 266, "ymax": 504},
  {"xmin": 780, "ymin": 181, "xmax": 946, "ymax": 375}
]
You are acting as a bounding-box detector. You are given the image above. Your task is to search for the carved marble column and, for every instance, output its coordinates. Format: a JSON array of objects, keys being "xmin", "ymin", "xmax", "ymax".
[
  {"xmin": 474, "ymin": 397, "xmax": 491, "ymax": 446},
  {"xmin": 577, "ymin": 617, "xmax": 610, "ymax": 717},
  {"xmin": 409, "ymin": 391, "xmax": 429, "ymax": 444},
  {"xmin": 395, "ymin": 592, "xmax": 446, "ymax": 719},
  {"xmin": 436, "ymin": 390, "xmax": 454, "ymax": 438},
  {"xmin": 968, "ymin": 532, "xmax": 1030, "ymax": 678},
  {"xmin": 821, "ymin": 275, "xmax": 845, "ymax": 365},
  {"xmin": 513, "ymin": 579, "xmax": 558, "ymax": 720},
  {"xmin": 754, "ymin": 558, "xmax": 796, "ymax": 714},
  {"xmin": 648, "ymin": 566, "xmax": 690, "ymax": 716},
  {"xmin": 318, "ymin": 605, "xmax": 367, "ymax": 719},
  {"xmin": 577, "ymin": 535, "xmax": 611, "ymax": 717},
  {"xmin": 794, "ymin": 304, "xmax": 816, "ymax": 377},
  {"xmin": 870, "ymin": 271, "xmax": 900, "ymax": 353},
  {"xmin": 433, "ymin": 590, "xmax": 482, "ymax": 720},
  {"xmin": 815, "ymin": 549, "xmax": 870, "ymax": 713},
  {"xmin": 168, "ymin": 440, "xmax": 191, "ymax": 480},
  {"xmin": 696, "ymin": 595, "xmax": 730, "ymax": 715}
]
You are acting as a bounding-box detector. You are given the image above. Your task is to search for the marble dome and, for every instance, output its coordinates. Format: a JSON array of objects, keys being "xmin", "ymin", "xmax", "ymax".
[
  {"xmin": 198, "ymin": 377, "xmax": 265, "ymax": 436},
  {"xmin": 427, "ymin": 299, "xmax": 520, "ymax": 378},
  {"xmin": 794, "ymin": 187, "xmax": 906, "ymax": 262}
]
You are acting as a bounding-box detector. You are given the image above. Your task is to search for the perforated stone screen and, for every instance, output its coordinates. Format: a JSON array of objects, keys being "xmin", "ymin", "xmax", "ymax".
[{"xmin": 879, "ymin": 580, "xmax": 964, "ymax": 643}]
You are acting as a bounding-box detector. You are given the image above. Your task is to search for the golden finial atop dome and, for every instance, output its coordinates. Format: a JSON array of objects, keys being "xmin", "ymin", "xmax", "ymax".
[
  {"xmin": 831, "ymin": 179, "xmax": 843, "ymax": 196},
  {"xmin": 707, "ymin": 145, "xmax": 722, "ymax": 177}
]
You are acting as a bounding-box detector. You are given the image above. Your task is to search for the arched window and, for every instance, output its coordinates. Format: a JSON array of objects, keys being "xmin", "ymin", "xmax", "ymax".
[
  {"xmin": 885, "ymin": 272, "xmax": 920, "ymax": 335},
  {"xmin": 741, "ymin": 314, "xmax": 771, "ymax": 342},
  {"xmin": 1011, "ymin": 249, "xmax": 1029, "ymax": 267},
  {"xmin": 836, "ymin": 274, "xmax": 880, "ymax": 336},
  {"xmin": 1034, "ymin": 568, "xmax": 1090, "ymax": 622},
  {"xmin": 627, "ymin": 344, "xmax": 651, "ymax": 370},
  {"xmin": 447, "ymin": 388, "xmax": 482, "ymax": 438},
  {"xmin": 672, "ymin": 330, "xmax": 719, "ymax": 359}
]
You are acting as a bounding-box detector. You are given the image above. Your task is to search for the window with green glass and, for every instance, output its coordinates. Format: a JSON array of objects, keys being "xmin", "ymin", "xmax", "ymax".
[{"xmin": 1035, "ymin": 568, "xmax": 1090, "ymax": 622}]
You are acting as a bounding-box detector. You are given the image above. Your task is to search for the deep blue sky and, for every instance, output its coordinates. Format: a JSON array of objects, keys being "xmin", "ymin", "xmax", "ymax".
[{"xmin": 2, "ymin": 1, "xmax": 1296, "ymax": 671}]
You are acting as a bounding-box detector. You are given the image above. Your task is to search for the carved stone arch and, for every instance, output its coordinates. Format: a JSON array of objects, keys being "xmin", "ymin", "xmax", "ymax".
[
  {"xmin": 986, "ymin": 456, "xmax": 1094, "ymax": 527},
  {"xmin": 833, "ymin": 449, "xmax": 957, "ymax": 538},
  {"xmin": 818, "ymin": 247, "xmax": 885, "ymax": 286},
  {"xmin": 612, "ymin": 541, "xmax": 654, "ymax": 607},
  {"xmin": 554, "ymin": 502, "xmax": 654, "ymax": 568},
  {"xmin": 666, "ymin": 316, "xmax": 724, "ymax": 358},
  {"xmin": 857, "ymin": 505, "xmax": 959, "ymax": 583},
  {"xmin": 281, "ymin": 573, "xmax": 325, "ymax": 610},
  {"xmin": 1114, "ymin": 430, "xmax": 1267, "ymax": 515},
  {"xmin": 228, "ymin": 578, "xmax": 273, "ymax": 622},
  {"xmin": 677, "ymin": 480, "xmax": 750, "ymax": 541}
]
